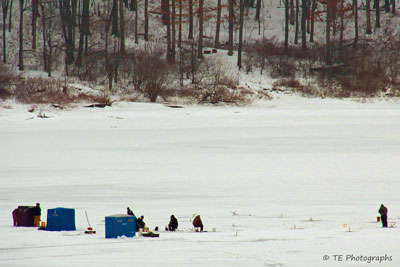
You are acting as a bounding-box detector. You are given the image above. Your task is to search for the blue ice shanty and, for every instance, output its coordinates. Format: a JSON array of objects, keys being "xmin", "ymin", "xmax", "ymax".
[
  {"xmin": 105, "ymin": 214, "xmax": 136, "ymax": 238},
  {"xmin": 46, "ymin": 208, "xmax": 76, "ymax": 231}
]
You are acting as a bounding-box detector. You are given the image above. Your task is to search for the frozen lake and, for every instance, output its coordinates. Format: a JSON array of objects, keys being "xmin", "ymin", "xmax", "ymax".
[{"xmin": 1, "ymin": 98, "xmax": 399, "ymax": 266}]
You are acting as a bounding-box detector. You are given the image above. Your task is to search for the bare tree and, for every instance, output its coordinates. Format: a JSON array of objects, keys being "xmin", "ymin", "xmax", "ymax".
[
  {"xmin": 172, "ymin": 0, "xmax": 176, "ymax": 56},
  {"xmin": 215, "ymin": 0, "xmax": 222, "ymax": 48},
  {"xmin": 59, "ymin": 0, "xmax": 76, "ymax": 66},
  {"xmin": 40, "ymin": 0, "xmax": 57, "ymax": 77},
  {"xmin": 375, "ymin": 0, "xmax": 380, "ymax": 28},
  {"xmin": 353, "ymin": 0, "xmax": 358, "ymax": 47},
  {"xmin": 255, "ymin": 0, "xmax": 261, "ymax": 21},
  {"xmin": 32, "ymin": 0, "xmax": 40, "ymax": 50},
  {"xmin": 119, "ymin": 0, "xmax": 125, "ymax": 52},
  {"xmin": 295, "ymin": 0, "xmax": 299, "ymax": 44},
  {"xmin": 284, "ymin": 0, "xmax": 289, "ymax": 52},
  {"xmin": 290, "ymin": 0, "xmax": 294, "ymax": 25},
  {"xmin": 301, "ymin": 0, "xmax": 307, "ymax": 50},
  {"xmin": 391, "ymin": 0, "xmax": 396, "ymax": 14},
  {"xmin": 76, "ymin": 0, "xmax": 90, "ymax": 66},
  {"xmin": 326, "ymin": 0, "xmax": 332, "ymax": 65},
  {"xmin": 197, "ymin": 0, "xmax": 203, "ymax": 58},
  {"xmin": 310, "ymin": 0, "xmax": 316, "ymax": 42},
  {"xmin": 238, "ymin": 0, "xmax": 244, "ymax": 69},
  {"xmin": 111, "ymin": 0, "xmax": 119, "ymax": 36},
  {"xmin": 144, "ymin": 0, "xmax": 149, "ymax": 41},
  {"xmin": 228, "ymin": 0, "xmax": 234, "ymax": 56},
  {"xmin": 1, "ymin": 0, "xmax": 10, "ymax": 63},
  {"xmin": 366, "ymin": 0, "xmax": 372, "ymax": 34},
  {"xmin": 18, "ymin": 0, "xmax": 28, "ymax": 70},
  {"xmin": 188, "ymin": 0, "xmax": 193, "ymax": 39}
]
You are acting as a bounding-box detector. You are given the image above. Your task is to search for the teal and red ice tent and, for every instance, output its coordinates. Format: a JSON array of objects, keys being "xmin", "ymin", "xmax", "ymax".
[
  {"xmin": 105, "ymin": 214, "xmax": 136, "ymax": 238},
  {"xmin": 46, "ymin": 207, "xmax": 76, "ymax": 231}
]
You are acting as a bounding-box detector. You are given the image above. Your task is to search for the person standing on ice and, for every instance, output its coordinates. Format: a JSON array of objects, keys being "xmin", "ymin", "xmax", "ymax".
[
  {"xmin": 32, "ymin": 203, "xmax": 41, "ymax": 227},
  {"xmin": 378, "ymin": 204, "xmax": 388, "ymax": 228},
  {"xmin": 192, "ymin": 215, "xmax": 203, "ymax": 232},
  {"xmin": 168, "ymin": 215, "xmax": 178, "ymax": 231}
]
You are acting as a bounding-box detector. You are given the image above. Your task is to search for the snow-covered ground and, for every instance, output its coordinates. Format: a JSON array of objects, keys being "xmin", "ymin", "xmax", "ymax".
[{"xmin": 1, "ymin": 96, "xmax": 400, "ymax": 266}]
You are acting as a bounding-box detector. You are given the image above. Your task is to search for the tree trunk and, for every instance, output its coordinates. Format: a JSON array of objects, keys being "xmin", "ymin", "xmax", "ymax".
[
  {"xmin": 384, "ymin": 0, "xmax": 390, "ymax": 11},
  {"xmin": 8, "ymin": 0, "xmax": 12, "ymax": 32},
  {"xmin": 284, "ymin": 0, "xmax": 289, "ymax": 52},
  {"xmin": 76, "ymin": 0, "xmax": 90, "ymax": 66},
  {"xmin": 310, "ymin": 0, "xmax": 315, "ymax": 42},
  {"xmin": 392, "ymin": 0, "xmax": 396, "ymax": 14},
  {"xmin": 339, "ymin": 0, "xmax": 344, "ymax": 60},
  {"xmin": 135, "ymin": 0, "xmax": 138, "ymax": 43},
  {"xmin": 301, "ymin": 0, "xmax": 306, "ymax": 50},
  {"xmin": 295, "ymin": 0, "xmax": 299, "ymax": 44},
  {"xmin": 119, "ymin": 0, "xmax": 125, "ymax": 52},
  {"xmin": 2, "ymin": 0, "xmax": 9, "ymax": 63},
  {"xmin": 188, "ymin": 0, "xmax": 193, "ymax": 39},
  {"xmin": 71, "ymin": 0, "xmax": 77, "ymax": 51},
  {"xmin": 255, "ymin": 0, "xmax": 261, "ymax": 21},
  {"xmin": 112, "ymin": 0, "xmax": 119, "ymax": 36},
  {"xmin": 326, "ymin": 0, "xmax": 332, "ymax": 65},
  {"xmin": 353, "ymin": 0, "xmax": 358, "ymax": 47},
  {"xmin": 306, "ymin": 0, "xmax": 311, "ymax": 33},
  {"xmin": 76, "ymin": 0, "xmax": 89, "ymax": 66},
  {"xmin": 228, "ymin": 0, "xmax": 234, "ymax": 55},
  {"xmin": 31, "ymin": 0, "xmax": 39, "ymax": 50},
  {"xmin": 215, "ymin": 0, "xmax": 221, "ymax": 48},
  {"xmin": 18, "ymin": 0, "xmax": 24, "ymax": 71},
  {"xmin": 238, "ymin": 0, "xmax": 244, "ymax": 69},
  {"xmin": 375, "ymin": 0, "xmax": 380, "ymax": 28},
  {"xmin": 366, "ymin": 0, "xmax": 372, "ymax": 34},
  {"xmin": 166, "ymin": 0, "xmax": 174, "ymax": 62},
  {"xmin": 197, "ymin": 0, "xmax": 203, "ymax": 59},
  {"xmin": 144, "ymin": 0, "xmax": 148, "ymax": 41},
  {"xmin": 40, "ymin": 3, "xmax": 48, "ymax": 74},
  {"xmin": 59, "ymin": 0, "xmax": 75, "ymax": 65},
  {"xmin": 290, "ymin": 0, "xmax": 294, "ymax": 25},
  {"xmin": 172, "ymin": 0, "xmax": 176, "ymax": 56},
  {"xmin": 178, "ymin": 0, "xmax": 182, "ymax": 47}
]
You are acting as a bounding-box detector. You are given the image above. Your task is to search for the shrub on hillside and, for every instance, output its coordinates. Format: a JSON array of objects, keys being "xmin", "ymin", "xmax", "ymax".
[{"xmin": 0, "ymin": 63, "xmax": 19, "ymax": 100}]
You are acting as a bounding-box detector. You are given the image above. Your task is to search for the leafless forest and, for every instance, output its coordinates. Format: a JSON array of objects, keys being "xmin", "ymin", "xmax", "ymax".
[{"xmin": 1, "ymin": 0, "xmax": 400, "ymax": 105}]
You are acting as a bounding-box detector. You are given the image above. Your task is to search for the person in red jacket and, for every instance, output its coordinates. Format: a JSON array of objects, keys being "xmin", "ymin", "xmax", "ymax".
[{"xmin": 192, "ymin": 215, "xmax": 203, "ymax": 232}]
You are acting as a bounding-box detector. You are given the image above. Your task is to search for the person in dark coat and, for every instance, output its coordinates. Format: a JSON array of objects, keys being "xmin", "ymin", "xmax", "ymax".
[
  {"xmin": 378, "ymin": 204, "xmax": 388, "ymax": 228},
  {"xmin": 12, "ymin": 209, "xmax": 18, "ymax": 226},
  {"xmin": 137, "ymin": 215, "xmax": 146, "ymax": 230},
  {"xmin": 192, "ymin": 215, "xmax": 203, "ymax": 232},
  {"xmin": 168, "ymin": 215, "xmax": 178, "ymax": 231},
  {"xmin": 32, "ymin": 203, "xmax": 41, "ymax": 227},
  {"xmin": 127, "ymin": 207, "xmax": 134, "ymax": 216}
]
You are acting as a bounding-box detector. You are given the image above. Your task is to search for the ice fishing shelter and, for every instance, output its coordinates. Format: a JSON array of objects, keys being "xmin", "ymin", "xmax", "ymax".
[
  {"xmin": 13, "ymin": 206, "xmax": 36, "ymax": 226},
  {"xmin": 46, "ymin": 208, "xmax": 76, "ymax": 231},
  {"xmin": 105, "ymin": 214, "xmax": 136, "ymax": 238}
]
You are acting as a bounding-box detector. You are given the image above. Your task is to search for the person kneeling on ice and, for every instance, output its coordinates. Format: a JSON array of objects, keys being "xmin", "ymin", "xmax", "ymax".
[
  {"xmin": 168, "ymin": 215, "xmax": 178, "ymax": 231},
  {"xmin": 192, "ymin": 215, "xmax": 203, "ymax": 232},
  {"xmin": 137, "ymin": 215, "xmax": 146, "ymax": 230},
  {"xmin": 378, "ymin": 204, "xmax": 388, "ymax": 228}
]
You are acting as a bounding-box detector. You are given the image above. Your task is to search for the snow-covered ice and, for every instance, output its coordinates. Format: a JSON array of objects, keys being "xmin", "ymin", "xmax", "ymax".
[{"xmin": 1, "ymin": 96, "xmax": 399, "ymax": 266}]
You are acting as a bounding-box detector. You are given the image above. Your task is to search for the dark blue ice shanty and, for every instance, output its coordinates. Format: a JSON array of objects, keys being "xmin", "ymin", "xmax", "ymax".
[
  {"xmin": 46, "ymin": 207, "xmax": 76, "ymax": 231},
  {"xmin": 105, "ymin": 214, "xmax": 136, "ymax": 238}
]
